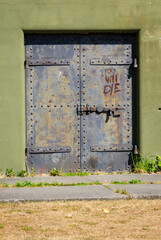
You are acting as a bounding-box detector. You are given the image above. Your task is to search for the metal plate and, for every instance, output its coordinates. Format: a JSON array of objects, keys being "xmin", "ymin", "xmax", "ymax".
[
  {"xmin": 90, "ymin": 144, "xmax": 133, "ymax": 152},
  {"xmin": 26, "ymin": 59, "xmax": 70, "ymax": 66},
  {"xmin": 28, "ymin": 147, "xmax": 71, "ymax": 154}
]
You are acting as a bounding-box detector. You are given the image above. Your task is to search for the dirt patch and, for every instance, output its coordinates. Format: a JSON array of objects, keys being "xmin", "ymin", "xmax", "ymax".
[{"xmin": 0, "ymin": 200, "xmax": 161, "ymax": 240}]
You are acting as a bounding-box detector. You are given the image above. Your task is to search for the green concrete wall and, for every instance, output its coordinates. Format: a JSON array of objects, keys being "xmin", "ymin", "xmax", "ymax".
[{"xmin": 0, "ymin": 0, "xmax": 161, "ymax": 171}]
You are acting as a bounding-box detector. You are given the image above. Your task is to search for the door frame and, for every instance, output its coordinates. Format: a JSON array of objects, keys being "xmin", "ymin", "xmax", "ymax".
[{"xmin": 24, "ymin": 31, "xmax": 139, "ymax": 172}]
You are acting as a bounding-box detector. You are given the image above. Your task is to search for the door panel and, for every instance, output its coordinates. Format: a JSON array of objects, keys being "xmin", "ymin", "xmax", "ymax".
[
  {"xmin": 26, "ymin": 35, "xmax": 81, "ymax": 173},
  {"xmin": 80, "ymin": 34, "xmax": 134, "ymax": 172}
]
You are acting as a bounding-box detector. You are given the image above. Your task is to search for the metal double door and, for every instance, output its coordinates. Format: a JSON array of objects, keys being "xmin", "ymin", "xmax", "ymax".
[{"xmin": 25, "ymin": 34, "xmax": 134, "ymax": 173}]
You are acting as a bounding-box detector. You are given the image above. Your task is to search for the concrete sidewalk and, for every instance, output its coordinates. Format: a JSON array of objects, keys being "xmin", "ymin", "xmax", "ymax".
[{"xmin": 0, "ymin": 174, "xmax": 161, "ymax": 202}]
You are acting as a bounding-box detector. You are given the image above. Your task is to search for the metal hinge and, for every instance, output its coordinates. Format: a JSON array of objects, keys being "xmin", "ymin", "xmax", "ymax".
[
  {"xmin": 133, "ymin": 58, "xmax": 138, "ymax": 68},
  {"xmin": 133, "ymin": 145, "xmax": 138, "ymax": 154}
]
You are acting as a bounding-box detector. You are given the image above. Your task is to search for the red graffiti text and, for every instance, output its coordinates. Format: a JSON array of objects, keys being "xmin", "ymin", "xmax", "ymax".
[{"xmin": 104, "ymin": 69, "xmax": 121, "ymax": 95}]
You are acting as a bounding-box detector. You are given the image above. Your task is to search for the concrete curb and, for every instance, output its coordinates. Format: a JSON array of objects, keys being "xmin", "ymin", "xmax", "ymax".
[{"xmin": 0, "ymin": 173, "xmax": 161, "ymax": 185}]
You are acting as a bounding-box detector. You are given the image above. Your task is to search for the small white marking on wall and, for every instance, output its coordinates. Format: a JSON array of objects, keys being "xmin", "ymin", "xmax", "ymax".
[{"xmin": 58, "ymin": 72, "xmax": 62, "ymax": 82}]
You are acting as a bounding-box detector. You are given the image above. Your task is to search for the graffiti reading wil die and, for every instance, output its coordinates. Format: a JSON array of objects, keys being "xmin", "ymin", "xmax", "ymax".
[{"xmin": 104, "ymin": 69, "xmax": 121, "ymax": 95}]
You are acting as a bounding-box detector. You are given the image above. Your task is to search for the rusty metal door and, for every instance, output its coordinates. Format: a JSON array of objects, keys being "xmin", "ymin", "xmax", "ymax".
[
  {"xmin": 25, "ymin": 35, "xmax": 81, "ymax": 173},
  {"xmin": 80, "ymin": 34, "xmax": 135, "ymax": 172},
  {"xmin": 25, "ymin": 34, "xmax": 135, "ymax": 173}
]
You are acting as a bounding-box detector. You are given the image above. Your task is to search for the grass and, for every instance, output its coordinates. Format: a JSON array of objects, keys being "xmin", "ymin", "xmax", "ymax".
[
  {"xmin": 3, "ymin": 167, "xmax": 130, "ymax": 178},
  {"xmin": 0, "ymin": 200, "xmax": 161, "ymax": 240},
  {"xmin": 121, "ymin": 189, "xmax": 128, "ymax": 195},
  {"xmin": 0, "ymin": 224, "xmax": 4, "ymax": 229},
  {"xmin": 115, "ymin": 188, "xmax": 120, "ymax": 193},
  {"xmin": 132, "ymin": 153, "xmax": 161, "ymax": 173},
  {"xmin": 21, "ymin": 226, "xmax": 33, "ymax": 231},
  {"xmin": 0, "ymin": 180, "xmax": 102, "ymax": 188},
  {"xmin": 115, "ymin": 188, "xmax": 131, "ymax": 198},
  {"xmin": 112, "ymin": 179, "xmax": 143, "ymax": 184},
  {"xmin": 5, "ymin": 168, "xmax": 29, "ymax": 177}
]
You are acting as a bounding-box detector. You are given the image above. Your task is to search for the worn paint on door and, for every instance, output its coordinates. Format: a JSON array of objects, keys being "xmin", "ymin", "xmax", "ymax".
[{"xmin": 25, "ymin": 34, "xmax": 135, "ymax": 173}]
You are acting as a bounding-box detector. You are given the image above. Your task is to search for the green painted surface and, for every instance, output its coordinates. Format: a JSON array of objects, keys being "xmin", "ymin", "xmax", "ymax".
[{"xmin": 0, "ymin": 0, "xmax": 161, "ymax": 171}]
